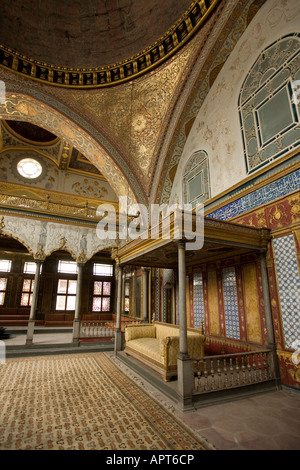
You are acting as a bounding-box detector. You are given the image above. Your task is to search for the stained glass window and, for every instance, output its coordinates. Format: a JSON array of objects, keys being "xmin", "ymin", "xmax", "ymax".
[
  {"xmin": 239, "ymin": 34, "xmax": 300, "ymax": 173},
  {"xmin": 93, "ymin": 281, "xmax": 102, "ymax": 295},
  {"xmin": 102, "ymin": 282, "xmax": 111, "ymax": 296},
  {"xmin": 92, "ymin": 297, "xmax": 102, "ymax": 312},
  {"xmin": 183, "ymin": 151, "xmax": 210, "ymax": 208},
  {"xmin": 92, "ymin": 280, "xmax": 112, "ymax": 312},
  {"xmin": 56, "ymin": 279, "xmax": 77, "ymax": 311},
  {"xmin": 20, "ymin": 278, "xmax": 34, "ymax": 306}
]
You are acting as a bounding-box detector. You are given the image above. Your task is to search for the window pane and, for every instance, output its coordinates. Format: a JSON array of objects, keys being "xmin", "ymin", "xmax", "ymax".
[
  {"xmin": 68, "ymin": 280, "xmax": 77, "ymax": 295},
  {"xmin": 0, "ymin": 278, "xmax": 7, "ymax": 291},
  {"xmin": 22, "ymin": 279, "xmax": 31, "ymax": 292},
  {"xmin": 0, "ymin": 292, "xmax": 5, "ymax": 305},
  {"xmin": 93, "ymin": 264, "xmax": 113, "ymax": 276},
  {"xmin": 0, "ymin": 260, "xmax": 11, "ymax": 272},
  {"xmin": 92, "ymin": 297, "xmax": 101, "ymax": 312},
  {"xmin": 56, "ymin": 295, "xmax": 66, "ymax": 310},
  {"xmin": 258, "ymin": 87, "xmax": 294, "ymax": 144},
  {"xmin": 58, "ymin": 261, "xmax": 78, "ymax": 274},
  {"xmin": 102, "ymin": 297, "xmax": 110, "ymax": 312},
  {"xmin": 102, "ymin": 282, "xmax": 111, "ymax": 296},
  {"xmin": 57, "ymin": 279, "xmax": 68, "ymax": 294},
  {"xmin": 124, "ymin": 280, "xmax": 130, "ymax": 297},
  {"xmin": 66, "ymin": 296, "xmax": 76, "ymax": 311},
  {"xmin": 21, "ymin": 293, "xmax": 29, "ymax": 306},
  {"xmin": 24, "ymin": 262, "xmax": 36, "ymax": 274},
  {"xmin": 29, "ymin": 294, "xmax": 33, "ymax": 306},
  {"xmin": 125, "ymin": 298, "xmax": 129, "ymax": 312},
  {"xmin": 93, "ymin": 281, "xmax": 102, "ymax": 295}
]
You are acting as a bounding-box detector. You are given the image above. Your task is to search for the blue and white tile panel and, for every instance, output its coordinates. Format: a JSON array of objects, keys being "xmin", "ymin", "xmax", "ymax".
[
  {"xmin": 193, "ymin": 272, "xmax": 204, "ymax": 329},
  {"xmin": 222, "ymin": 267, "xmax": 241, "ymax": 340},
  {"xmin": 273, "ymin": 235, "xmax": 300, "ymax": 349}
]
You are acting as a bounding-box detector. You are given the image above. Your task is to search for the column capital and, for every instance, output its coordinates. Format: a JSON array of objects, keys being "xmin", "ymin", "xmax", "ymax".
[
  {"xmin": 33, "ymin": 245, "xmax": 46, "ymax": 262},
  {"xmin": 178, "ymin": 240, "xmax": 186, "ymax": 249}
]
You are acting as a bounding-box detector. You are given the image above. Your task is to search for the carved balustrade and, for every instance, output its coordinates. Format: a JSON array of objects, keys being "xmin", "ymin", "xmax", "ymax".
[
  {"xmin": 80, "ymin": 320, "xmax": 141, "ymax": 338},
  {"xmin": 193, "ymin": 350, "xmax": 275, "ymax": 394}
]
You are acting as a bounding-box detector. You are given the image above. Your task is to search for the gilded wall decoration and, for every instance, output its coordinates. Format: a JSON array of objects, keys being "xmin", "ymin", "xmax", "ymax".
[
  {"xmin": 0, "ymin": 150, "xmax": 117, "ymax": 202},
  {"xmin": 71, "ymin": 179, "xmax": 108, "ymax": 199},
  {"xmin": 154, "ymin": 0, "xmax": 249, "ymax": 205},
  {"xmin": 207, "ymin": 270, "xmax": 220, "ymax": 336},
  {"xmin": 62, "ymin": 44, "xmax": 195, "ymax": 191},
  {"xmin": 0, "ymin": 92, "xmax": 136, "ymax": 205},
  {"xmin": 242, "ymin": 263, "xmax": 262, "ymax": 344}
]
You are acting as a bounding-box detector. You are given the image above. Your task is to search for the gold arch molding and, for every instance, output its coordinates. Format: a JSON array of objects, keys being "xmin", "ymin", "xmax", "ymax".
[
  {"xmin": 0, "ymin": 1, "xmax": 220, "ymax": 88},
  {"xmin": 0, "ymin": 92, "xmax": 137, "ymax": 205}
]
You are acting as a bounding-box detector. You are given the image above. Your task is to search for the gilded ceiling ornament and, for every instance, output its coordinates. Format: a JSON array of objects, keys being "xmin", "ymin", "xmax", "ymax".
[
  {"xmin": 60, "ymin": 237, "xmax": 67, "ymax": 250},
  {"xmin": 34, "ymin": 245, "xmax": 46, "ymax": 261},
  {"xmin": 77, "ymin": 249, "xmax": 87, "ymax": 264}
]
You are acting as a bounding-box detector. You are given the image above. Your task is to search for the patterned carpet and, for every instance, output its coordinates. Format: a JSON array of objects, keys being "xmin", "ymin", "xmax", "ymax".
[{"xmin": 0, "ymin": 352, "xmax": 211, "ymax": 450}]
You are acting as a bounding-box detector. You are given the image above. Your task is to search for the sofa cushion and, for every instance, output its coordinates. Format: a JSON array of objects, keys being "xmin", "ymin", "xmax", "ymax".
[
  {"xmin": 126, "ymin": 337, "xmax": 163, "ymax": 364},
  {"xmin": 125, "ymin": 324, "xmax": 156, "ymax": 342},
  {"xmin": 155, "ymin": 324, "xmax": 179, "ymax": 340}
]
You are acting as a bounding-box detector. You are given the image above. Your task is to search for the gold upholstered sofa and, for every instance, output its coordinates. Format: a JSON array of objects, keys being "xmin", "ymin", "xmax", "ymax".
[{"xmin": 124, "ymin": 321, "xmax": 206, "ymax": 381}]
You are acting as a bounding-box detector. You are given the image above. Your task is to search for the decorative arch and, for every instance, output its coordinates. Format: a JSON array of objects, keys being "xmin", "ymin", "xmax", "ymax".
[
  {"xmin": 0, "ymin": 219, "xmax": 33, "ymax": 257},
  {"xmin": 0, "ymin": 92, "xmax": 139, "ymax": 205}
]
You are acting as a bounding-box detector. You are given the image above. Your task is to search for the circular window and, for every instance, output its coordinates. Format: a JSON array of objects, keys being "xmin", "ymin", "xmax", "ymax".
[{"xmin": 17, "ymin": 158, "xmax": 43, "ymax": 179}]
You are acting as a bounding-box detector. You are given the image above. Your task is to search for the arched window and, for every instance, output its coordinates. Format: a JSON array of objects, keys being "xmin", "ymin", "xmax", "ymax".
[
  {"xmin": 182, "ymin": 150, "xmax": 210, "ymax": 207},
  {"xmin": 239, "ymin": 34, "xmax": 300, "ymax": 174}
]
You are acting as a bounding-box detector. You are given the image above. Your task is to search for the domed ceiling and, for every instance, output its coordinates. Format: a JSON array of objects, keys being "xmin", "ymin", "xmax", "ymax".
[{"xmin": 0, "ymin": 0, "xmax": 192, "ymax": 68}]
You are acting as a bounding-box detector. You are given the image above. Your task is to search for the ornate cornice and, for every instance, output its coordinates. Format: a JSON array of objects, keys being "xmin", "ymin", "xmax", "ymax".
[{"xmin": 0, "ymin": 0, "xmax": 220, "ymax": 89}]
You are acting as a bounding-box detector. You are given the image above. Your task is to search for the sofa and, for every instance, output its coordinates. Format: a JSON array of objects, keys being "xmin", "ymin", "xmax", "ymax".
[{"xmin": 124, "ymin": 321, "xmax": 206, "ymax": 381}]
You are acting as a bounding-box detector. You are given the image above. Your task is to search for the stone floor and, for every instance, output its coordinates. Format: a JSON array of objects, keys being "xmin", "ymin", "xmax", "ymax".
[{"xmin": 2, "ymin": 327, "xmax": 300, "ymax": 451}]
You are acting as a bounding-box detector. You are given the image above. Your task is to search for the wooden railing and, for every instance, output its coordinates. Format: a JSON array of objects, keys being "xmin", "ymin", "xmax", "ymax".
[
  {"xmin": 193, "ymin": 350, "xmax": 276, "ymax": 395},
  {"xmin": 80, "ymin": 320, "xmax": 141, "ymax": 338}
]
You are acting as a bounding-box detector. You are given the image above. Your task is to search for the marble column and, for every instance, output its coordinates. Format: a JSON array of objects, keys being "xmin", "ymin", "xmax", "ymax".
[
  {"xmin": 114, "ymin": 264, "xmax": 123, "ymax": 354},
  {"xmin": 142, "ymin": 268, "xmax": 150, "ymax": 323},
  {"xmin": 177, "ymin": 241, "xmax": 193, "ymax": 409},
  {"xmin": 72, "ymin": 262, "xmax": 84, "ymax": 345},
  {"xmin": 26, "ymin": 259, "xmax": 43, "ymax": 346}
]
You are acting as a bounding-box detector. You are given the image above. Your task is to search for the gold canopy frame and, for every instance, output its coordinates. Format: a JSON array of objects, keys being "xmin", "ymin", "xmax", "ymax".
[{"xmin": 112, "ymin": 211, "xmax": 271, "ymax": 268}]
